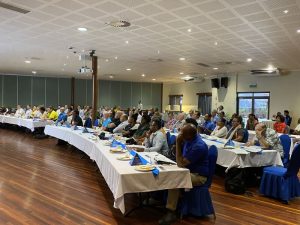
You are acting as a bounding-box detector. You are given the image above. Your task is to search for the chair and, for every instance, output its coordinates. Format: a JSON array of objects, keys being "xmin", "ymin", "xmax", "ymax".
[
  {"xmin": 279, "ymin": 134, "xmax": 291, "ymax": 167},
  {"xmin": 259, "ymin": 144, "xmax": 300, "ymax": 203},
  {"xmin": 242, "ymin": 129, "xmax": 249, "ymax": 143},
  {"xmin": 180, "ymin": 145, "xmax": 218, "ymax": 218},
  {"xmin": 166, "ymin": 132, "xmax": 171, "ymax": 146}
]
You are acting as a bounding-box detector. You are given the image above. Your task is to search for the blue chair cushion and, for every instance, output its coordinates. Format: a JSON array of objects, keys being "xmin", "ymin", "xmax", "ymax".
[{"xmin": 263, "ymin": 166, "xmax": 287, "ymax": 176}]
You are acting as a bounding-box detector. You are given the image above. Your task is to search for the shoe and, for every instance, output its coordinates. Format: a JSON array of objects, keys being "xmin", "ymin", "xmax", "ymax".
[{"xmin": 158, "ymin": 210, "xmax": 177, "ymax": 225}]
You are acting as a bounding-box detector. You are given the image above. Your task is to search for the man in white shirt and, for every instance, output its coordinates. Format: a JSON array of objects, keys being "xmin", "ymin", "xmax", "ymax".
[
  {"xmin": 210, "ymin": 118, "xmax": 228, "ymax": 138},
  {"xmin": 144, "ymin": 118, "xmax": 169, "ymax": 156},
  {"xmin": 293, "ymin": 118, "xmax": 300, "ymax": 135},
  {"xmin": 25, "ymin": 105, "xmax": 32, "ymax": 119},
  {"xmin": 138, "ymin": 100, "xmax": 143, "ymax": 110},
  {"xmin": 113, "ymin": 114, "xmax": 129, "ymax": 133},
  {"xmin": 15, "ymin": 105, "xmax": 25, "ymax": 117}
]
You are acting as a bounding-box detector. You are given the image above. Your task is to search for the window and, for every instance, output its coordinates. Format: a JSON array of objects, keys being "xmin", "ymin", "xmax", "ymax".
[
  {"xmin": 169, "ymin": 95, "xmax": 183, "ymax": 111},
  {"xmin": 237, "ymin": 92, "xmax": 270, "ymax": 120},
  {"xmin": 197, "ymin": 93, "xmax": 212, "ymax": 115}
]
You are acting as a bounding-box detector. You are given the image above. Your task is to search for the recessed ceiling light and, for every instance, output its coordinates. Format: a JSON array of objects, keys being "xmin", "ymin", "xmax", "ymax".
[
  {"xmin": 141, "ymin": 74, "xmax": 145, "ymax": 77},
  {"xmin": 126, "ymin": 68, "xmax": 131, "ymax": 71},
  {"xmin": 152, "ymin": 78, "xmax": 156, "ymax": 81},
  {"xmin": 283, "ymin": 10, "xmax": 289, "ymax": 14},
  {"xmin": 179, "ymin": 57, "xmax": 186, "ymax": 61},
  {"xmin": 77, "ymin": 27, "xmax": 87, "ymax": 32},
  {"xmin": 125, "ymin": 40, "xmax": 129, "ymax": 44},
  {"xmin": 32, "ymin": 71, "xmax": 36, "ymax": 74},
  {"xmin": 214, "ymin": 41, "xmax": 218, "ymax": 46},
  {"xmin": 247, "ymin": 58, "xmax": 252, "ymax": 62},
  {"xmin": 114, "ymin": 56, "xmax": 118, "ymax": 59},
  {"xmin": 66, "ymin": 56, "xmax": 69, "ymax": 59},
  {"xmin": 180, "ymin": 72, "xmax": 184, "ymax": 75},
  {"xmin": 109, "ymin": 75, "xmax": 114, "ymax": 79},
  {"xmin": 24, "ymin": 60, "xmax": 31, "ymax": 64},
  {"xmin": 105, "ymin": 59, "xmax": 109, "ymax": 62},
  {"xmin": 297, "ymin": 29, "xmax": 300, "ymax": 33},
  {"xmin": 157, "ymin": 50, "xmax": 160, "ymax": 54},
  {"xmin": 187, "ymin": 28, "xmax": 192, "ymax": 32},
  {"xmin": 213, "ymin": 67, "xmax": 218, "ymax": 70},
  {"xmin": 63, "ymin": 63, "xmax": 67, "ymax": 66}
]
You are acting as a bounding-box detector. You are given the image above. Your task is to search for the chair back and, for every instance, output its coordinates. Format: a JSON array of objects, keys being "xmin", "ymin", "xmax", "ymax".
[
  {"xmin": 242, "ymin": 129, "xmax": 249, "ymax": 143},
  {"xmin": 169, "ymin": 135, "xmax": 176, "ymax": 146},
  {"xmin": 285, "ymin": 144, "xmax": 300, "ymax": 177},
  {"xmin": 279, "ymin": 134, "xmax": 291, "ymax": 167},
  {"xmin": 205, "ymin": 145, "xmax": 218, "ymax": 188},
  {"xmin": 166, "ymin": 132, "xmax": 171, "ymax": 146}
]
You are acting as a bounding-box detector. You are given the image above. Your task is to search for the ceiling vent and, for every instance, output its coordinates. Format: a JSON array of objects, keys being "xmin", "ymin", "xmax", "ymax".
[
  {"xmin": 148, "ymin": 58, "xmax": 163, "ymax": 63},
  {"xmin": 196, "ymin": 62, "xmax": 210, "ymax": 67},
  {"xmin": 106, "ymin": 20, "xmax": 131, "ymax": 28},
  {"xmin": 250, "ymin": 68, "xmax": 281, "ymax": 77},
  {"xmin": 216, "ymin": 61, "xmax": 244, "ymax": 66},
  {"xmin": 0, "ymin": 1, "xmax": 30, "ymax": 14},
  {"xmin": 181, "ymin": 74, "xmax": 205, "ymax": 83}
]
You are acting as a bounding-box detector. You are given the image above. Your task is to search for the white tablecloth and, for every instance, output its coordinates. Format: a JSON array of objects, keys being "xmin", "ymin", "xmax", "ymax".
[
  {"xmin": 0, "ymin": 115, "xmax": 53, "ymax": 131},
  {"xmin": 169, "ymin": 132, "xmax": 283, "ymax": 172},
  {"xmin": 44, "ymin": 125, "xmax": 192, "ymax": 214}
]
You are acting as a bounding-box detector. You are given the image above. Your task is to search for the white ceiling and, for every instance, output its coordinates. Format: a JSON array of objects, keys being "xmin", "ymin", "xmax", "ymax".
[{"xmin": 0, "ymin": 0, "xmax": 300, "ymax": 82}]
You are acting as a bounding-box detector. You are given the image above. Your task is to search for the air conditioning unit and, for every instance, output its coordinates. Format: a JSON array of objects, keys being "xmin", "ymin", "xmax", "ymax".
[{"xmin": 250, "ymin": 68, "xmax": 281, "ymax": 77}]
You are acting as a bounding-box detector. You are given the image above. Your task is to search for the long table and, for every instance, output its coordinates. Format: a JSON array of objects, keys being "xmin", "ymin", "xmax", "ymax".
[
  {"xmin": 169, "ymin": 132, "xmax": 283, "ymax": 172},
  {"xmin": 44, "ymin": 125, "xmax": 192, "ymax": 214},
  {"xmin": 0, "ymin": 115, "xmax": 53, "ymax": 131}
]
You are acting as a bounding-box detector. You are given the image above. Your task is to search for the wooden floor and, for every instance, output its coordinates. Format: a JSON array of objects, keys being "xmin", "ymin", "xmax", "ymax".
[{"xmin": 0, "ymin": 127, "xmax": 300, "ymax": 225}]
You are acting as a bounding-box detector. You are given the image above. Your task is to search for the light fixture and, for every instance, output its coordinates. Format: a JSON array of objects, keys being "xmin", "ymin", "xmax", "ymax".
[
  {"xmin": 63, "ymin": 63, "xmax": 67, "ymax": 66},
  {"xmin": 213, "ymin": 67, "xmax": 218, "ymax": 70},
  {"xmin": 77, "ymin": 27, "xmax": 87, "ymax": 32},
  {"xmin": 283, "ymin": 10, "xmax": 289, "ymax": 14},
  {"xmin": 180, "ymin": 72, "xmax": 184, "ymax": 75},
  {"xmin": 114, "ymin": 56, "xmax": 118, "ymax": 59},
  {"xmin": 247, "ymin": 58, "xmax": 252, "ymax": 62},
  {"xmin": 297, "ymin": 29, "xmax": 300, "ymax": 33},
  {"xmin": 24, "ymin": 60, "xmax": 31, "ymax": 64},
  {"xmin": 214, "ymin": 41, "xmax": 218, "ymax": 46},
  {"xmin": 152, "ymin": 78, "xmax": 156, "ymax": 81},
  {"xmin": 125, "ymin": 40, "xmax": 129, "ymax": 44},
  {"xmin": 126, "ymin": 68, "xmax": 131, "ymax": 71},
  {"xmin": 32, "ymin": 71, "xmax": 36, "ymax": 74},
  {"xmin": 109, "ymin": 75, "xmax": 114, "ymax": 79},
  {"xmin": 179, "ymin": 57, "xmax": 186, "ymax": 61},
  {"xmin": 105, "ymin": 59, "xmax": 109, "ymax": 62},
  {"xmin": 141, "ymin": 74, "xmax": 145, "ymax": 77},
  {"xmin": 157, "ymin": 50, "xmax": 160, "ymax": 54},
  {"xmin": 187, "ymin": 28, "xmax": 192, "ymax": 32}
]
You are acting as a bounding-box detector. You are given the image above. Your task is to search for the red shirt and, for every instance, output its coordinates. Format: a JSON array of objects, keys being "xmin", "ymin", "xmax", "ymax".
[{"xmin": 273, "ymin": 122, "xmax": 286, "ymax": 133}]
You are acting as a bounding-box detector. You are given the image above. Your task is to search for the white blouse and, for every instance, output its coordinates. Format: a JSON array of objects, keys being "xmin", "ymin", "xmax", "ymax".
[{"xmin": 211, "ymin": 126, "xmax": 228, "ymax": 138}]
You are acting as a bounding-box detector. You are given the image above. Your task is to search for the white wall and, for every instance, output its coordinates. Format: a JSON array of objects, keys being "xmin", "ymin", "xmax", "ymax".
[{"xmin": 163, "ymin": 71, "xmax": 300, "ymax": 127}]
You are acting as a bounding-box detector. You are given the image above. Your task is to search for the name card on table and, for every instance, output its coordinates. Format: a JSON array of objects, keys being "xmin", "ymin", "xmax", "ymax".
[
  {"xmin": 224, "ymin": 139, "xmax": 235, "ymax": 147},
  {"xmin": 129, "ymin": 151, "xmax": 144, "ymax": 166},
  {"xmin": 111, "ymin": 139, "xmax": 126, "ymax": 149}
]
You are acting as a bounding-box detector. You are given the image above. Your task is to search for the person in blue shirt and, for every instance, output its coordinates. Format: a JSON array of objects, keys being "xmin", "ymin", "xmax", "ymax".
[
  {"xmin": 56, "ymin": 107, "xmax": 67, "ymax": 125},
  {"xmin": 211, "ymin": 109, "xmax": 220, "ymax": 124},
  {"xmin": 284, "ymin": 110, "xmax": 292, "ymax": 126},
  {"xmin": 101, "ymin": 111, "xmax": 112, "ymax": 130},
  {"xmin": 159, "ymin": 123, "xmax": 209, "ymax": 225},
  {"xmin": 199, "ymin": 114, "xmax": 215, "ymax": 135}
]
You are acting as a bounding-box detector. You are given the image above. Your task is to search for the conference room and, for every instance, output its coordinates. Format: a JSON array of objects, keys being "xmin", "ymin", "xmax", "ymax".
[{"xmin": 0, "ymin": 0, "xmax": 300, "ymax": 224}]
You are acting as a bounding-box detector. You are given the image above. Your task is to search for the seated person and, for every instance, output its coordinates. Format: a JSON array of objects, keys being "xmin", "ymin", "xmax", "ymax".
[
  {"xmin": 113, "ymin": 114, "xmax": 129, "ymax": 133},
  {"xmin": 284, "ymin": 110, "xmax": 292, "ymax": 126},
  {"xmin": 131, "ymin": 115, "xmax": 151, "ymax": 144},
  {"xmin": 226, "ymin": 113, "xmax": 238, "ymax": 130},
  {"xmin": 159, "ymin": 124, "xmax": 209, "ymax": 225},
  {"xmin": 192, "ymin": 111, "xmax": 203, "ymax": 126},
  {"xmin": 199, "ymin": 114, "xmax": 215, "ymax": 135},
  {"xmin": 293, "ymin": 118, "xmax": 300, "ymax": 135},
  {"xmin": 39, "ymin": 107, "xmax": 48, "ymax": 120},
  {"xmin": 56, "ymin": 107, "xmax": 67, "ymax": 125},
  {"xmin": 15, "ymin": 105, "xmax": 25, "ymax": 117},
  {"xmin": 246, "ymin": 113, "xmax": 258, "ymax": 130},
  {"xmin": 25, "ymin": 105, "xmax": 32, "ymax": 119},
  {"xmin": 71, "ymin": 109, "xmax": 83, "ymax": 126},
  {"xmin": 225, "ymin": 116, "xmax": 248, "ymax": 143},
  {"xmin": 185, "ymin": 118, "xmax": 198, "ymax": 129},
  {"xmin": 101, "ymin": 111, "xmax": 112, "ymax": 130},
  {"xmin": 273, "ymin": 115, "xmax": 286, "ymax": 133},
  {"xmin": 122, "ymin": 115, "xmax": 138, "ymax": 138},
  {"xmin": 83, "ymin": 111, "xmax": 98, "ymax": 128},
  {"xmin": 47, "ymin": 106, "xmax": 58, "ymax": 121},
  {"xmin": 246, "ymin": 123, "xmax": 283, "ymax": 154},
  {"xmin": 170, "ymin": 113, "xmax": 186, "ymax": 131},
  {"xmin": 211, "ymin": 109, "xmax": 220, "ymax": 124},
  {"xmin": 210, "ymin": 118, "xmax": 228, "ymax": 138},
  {"xmin": 186, "ymin": 109, "xmax": 194, "ymax": 119},
  {"xmin": 165, "ymin": 112, "xmax": 176, "ymax": 129},
  {"xmin": 107, "ymin": 111, "xmax": 123, "ymax": 133},
  {"xmin": 144, "ymin": 118, "xmax": 169, "ymax": 156}
]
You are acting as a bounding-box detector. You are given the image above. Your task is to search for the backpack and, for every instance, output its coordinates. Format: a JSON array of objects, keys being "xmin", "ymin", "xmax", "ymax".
[{"xmin": 225, "ymin": 168, "xmax": 246, "ymax": 195}]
